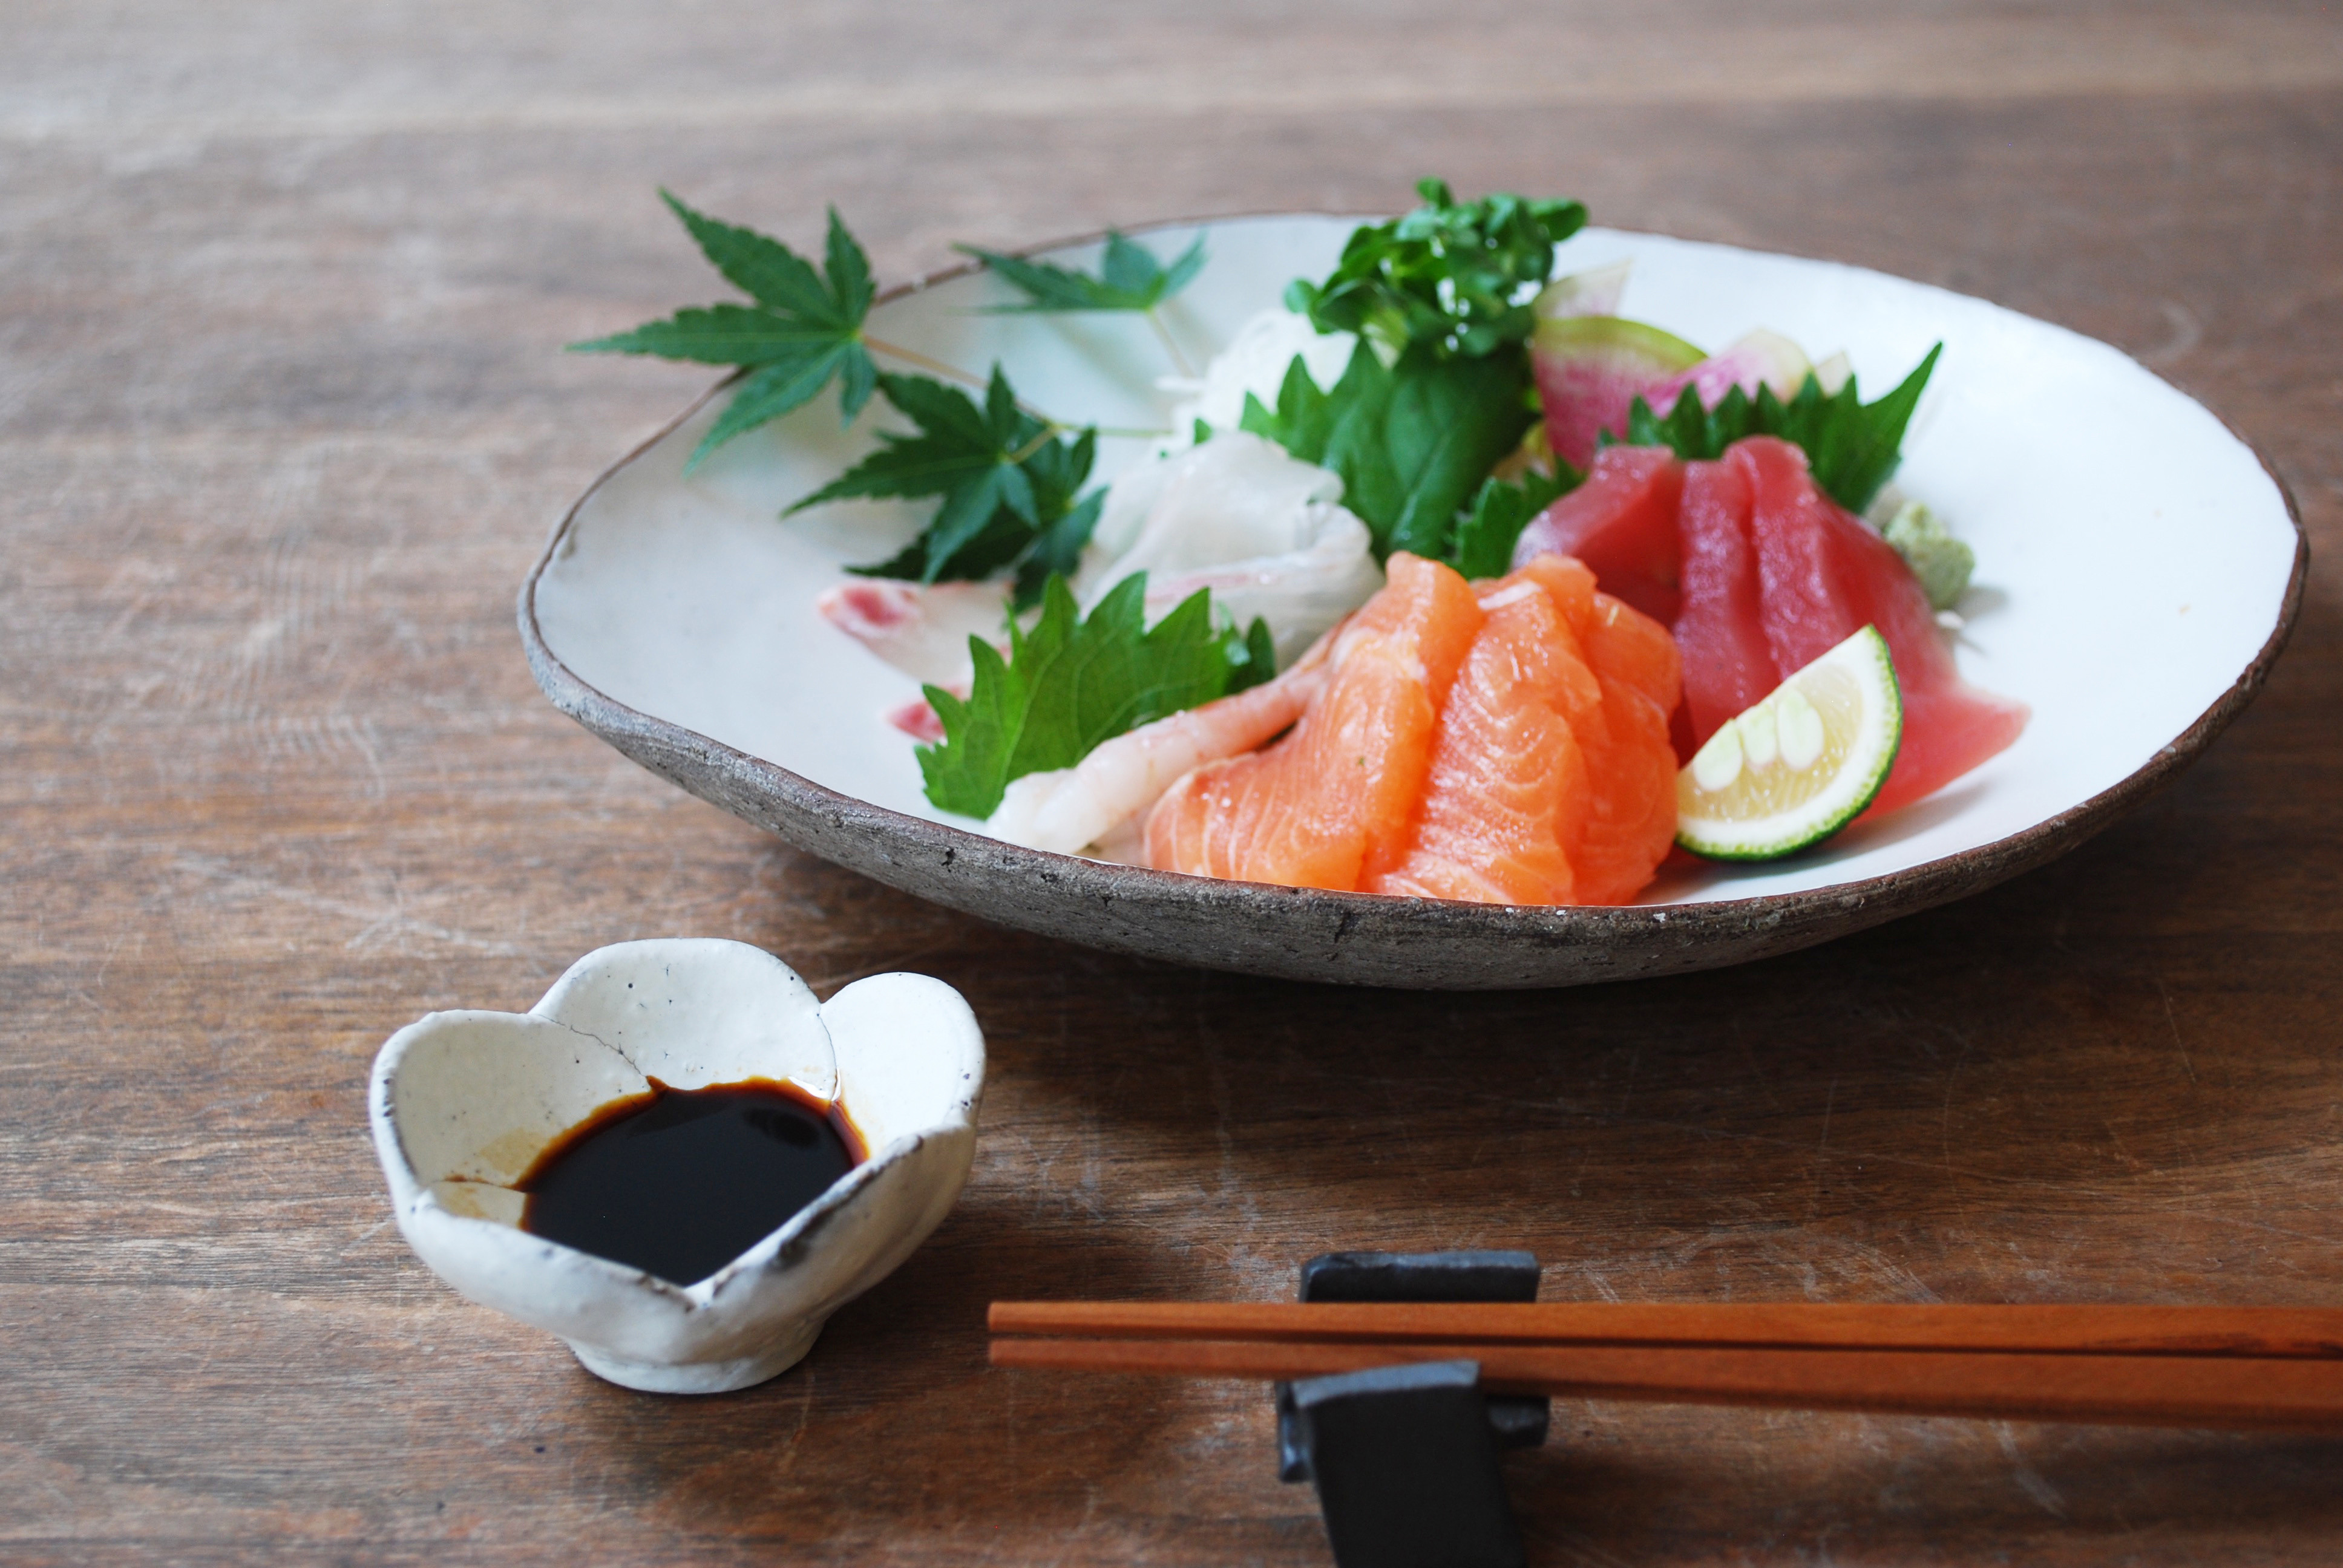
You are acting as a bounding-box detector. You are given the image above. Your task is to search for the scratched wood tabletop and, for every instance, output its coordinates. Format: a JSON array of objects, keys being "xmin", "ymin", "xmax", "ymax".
[{"xmin": 7, "ymin": 2, "xmax": 2342, "ymax": 1561}]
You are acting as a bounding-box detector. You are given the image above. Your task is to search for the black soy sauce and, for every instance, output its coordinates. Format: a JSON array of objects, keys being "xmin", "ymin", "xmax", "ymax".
[{"xmin": 517, "ymin": 1078, "xmax": 864, "ymax": 1287}]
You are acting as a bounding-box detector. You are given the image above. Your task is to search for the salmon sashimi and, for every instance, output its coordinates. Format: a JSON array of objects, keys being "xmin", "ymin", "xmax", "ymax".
[
  {"xmin": 1515, "ymin": 555, "xmax": 1684, "ymax": 903},
  {"xmin": 1736, "ymin": 436, "xmax": 2028, "ymax": 816},
  {"xmin": 1367, "ymin": 573, "xmax": 1599, "ymax": 904},
  {"xmin": 1368, "ymin": 556, "xmax": 1683, "ymax": 906},
  {"xmin": 1145, "ymin": 553, "xmax": 1484, "ymax": 890}
]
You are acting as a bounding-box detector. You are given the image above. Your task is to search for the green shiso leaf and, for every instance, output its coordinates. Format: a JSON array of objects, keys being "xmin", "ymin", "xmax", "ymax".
[
  {"xmin": 1240, "ymin": 339, "xmax": 1536, "ymax": 562},
  {"xmin": 1448, "ymin": 465, "xmax": 1579, "ymax": 580},
  {"xmin": 918, "ymin": 573, "xmax": 1270, "ymax": 818},
  {"xmin": 1608, "ymin": 343, "xmax": 1942, "ymax": 513}
]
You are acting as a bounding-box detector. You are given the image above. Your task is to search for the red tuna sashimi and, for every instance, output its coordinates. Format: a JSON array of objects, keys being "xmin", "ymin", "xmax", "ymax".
[
  {"xmin": 1735, "ymin": 436, "xmax": 2028, "ymax": 815},
  {"xmin": 1672, "ymin": 455, "xmax": 1780, "ymax": 750},
  {"xmin": 1509, "ymin": 445, "xmax": 1686, "ymax": 625}
]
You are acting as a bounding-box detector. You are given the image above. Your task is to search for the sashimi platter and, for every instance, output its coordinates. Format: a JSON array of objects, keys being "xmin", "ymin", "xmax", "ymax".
[{"xmin": 523, "ymin": 181, "xmax": 2302, "ymax": 987}]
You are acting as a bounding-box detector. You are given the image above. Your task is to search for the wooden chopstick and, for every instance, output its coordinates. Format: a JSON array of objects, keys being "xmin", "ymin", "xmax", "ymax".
[
  {"xmin": 988, "ymin": 1334, "xmax": 2343, "ymax": 1432},
  {"xmin": 988, "ymin": 1301, "xmax": 2343, "ymax": 1359}
]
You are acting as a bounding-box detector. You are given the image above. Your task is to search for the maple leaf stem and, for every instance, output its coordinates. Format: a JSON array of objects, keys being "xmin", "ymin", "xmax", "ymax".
[
  {"xmin": 864, "ymin": 333, "xmax": 1066, "ymax": 425},
  {"xmin": 862, "ymin": 333, "xmax": 989, "ymax": 388},
  {"xmin": 1004, "ymin": 428, "xmax": 1061, "ymax": 466},
  {"xmin": 1000, "ymin": 419, "xmax": 1160, "ymax": 456},
  {"xmin": 1145, "ymin": 307, "xmax": 1195, "ymax": 378}
]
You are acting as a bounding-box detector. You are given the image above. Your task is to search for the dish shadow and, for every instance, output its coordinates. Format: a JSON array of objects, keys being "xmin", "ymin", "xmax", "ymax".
[
  {"xmin": 1642, "ymin": 779, "xmax": 1994, "ymax": 903},
  {"xmin": 1953, "ymin": 583, "xmax": 2011, "ymax": 626},
  {"xmin": 921, "ymin": 799, "xmax": 2339, "ymax": 1302},
  {"xmin": 549, "ymin": 1203, "xmax": 1210, "ymax": 1544}
]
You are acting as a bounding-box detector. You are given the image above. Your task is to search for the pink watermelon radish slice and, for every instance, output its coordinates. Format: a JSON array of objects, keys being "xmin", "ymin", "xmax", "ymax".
[
  {"xmin": 1509, "ymin": 443, "xmax": 1685, "ymax": 624},
  {"xmin": 1533, "ymin": 316, "xmax": 1827, "ymax": 469},
  {"xmin": 1658, "ymin": 329, "xmax": 1815, "ymax": 414},
  {"xmin": 1533, "ymin": 260, "xmax": 1634, "ymax": 320},
  {"xmin": 1734, "ymin": 436, "xmax": 2027, "ymax": 817},
  {"xmin": 1532, "ymin": 316, "xmax": 1705, "ymax": 469}
]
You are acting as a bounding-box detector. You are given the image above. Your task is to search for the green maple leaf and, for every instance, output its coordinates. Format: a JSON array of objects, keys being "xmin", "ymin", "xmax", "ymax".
[
  {"xmin": 1613, "ymin": 343, "xmax": 1942, "ymax": 513},
  {"xmin": 1240, "ymin": 339, "xmax": 1537, "ymax": 561},
  {"xmin": 569, "ymin": 190, "xmax": 879, "ymax": 469},
  {"xmin": 1447, "ymin": 466, "xmax": 1579, "ymax": 580},
  {"xmin": 918, "ymin": 573, "xmax": 1272, "ymax": 819},
  {"xmin": 955, "ymin": 230, "xmax": 1207, "ymax": 313},
  {"xmin": 1011, "ymin": 489, "xmax": 1107, "ymax": 610},
  {"xmin": 788, "ymin": 367, "xmax": 1104, "ymax": 589}
]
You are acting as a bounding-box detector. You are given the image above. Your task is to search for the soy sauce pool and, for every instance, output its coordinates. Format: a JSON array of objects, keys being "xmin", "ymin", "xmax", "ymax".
[{"xmin": 517, "ymin": 1079, "xmax": 864, "ymax": 1287}]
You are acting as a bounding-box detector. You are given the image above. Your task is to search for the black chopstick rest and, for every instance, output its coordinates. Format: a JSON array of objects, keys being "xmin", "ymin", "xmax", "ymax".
[
  {"xmin": 1289, "ymin": 1360, "xmax": 1525, "ymax": 1568},
  {"xmin": 1276, "ymin": 1249, "xmax": 1550, "ymax": 1481},
  {"xmin": 1299, "ymin": 1250, "xmax": 1545, "ymax": 1305}
]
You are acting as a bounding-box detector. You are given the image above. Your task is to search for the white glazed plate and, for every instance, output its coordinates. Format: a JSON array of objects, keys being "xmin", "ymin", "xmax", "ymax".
[{"xmin": 522, "ymin": 215, "xmax": 2304, "ymax": 990}]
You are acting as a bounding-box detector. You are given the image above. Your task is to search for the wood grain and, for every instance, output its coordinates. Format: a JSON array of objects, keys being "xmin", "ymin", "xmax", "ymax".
[{"xmin": 5, "ymin": 1, "xmax": 2343, "ymax": 1562}]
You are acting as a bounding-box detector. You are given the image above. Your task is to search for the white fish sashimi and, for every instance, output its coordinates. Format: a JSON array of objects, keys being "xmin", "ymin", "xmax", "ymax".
[
  {"xmin": 1129, "ymin": 506, "xmax": 1382, "ymax": 668},
  {"xmin": 1157, "ymin": 307, "xmax": 1355, "ymax": 448},
  {"xmin": 1087, "ymin": 428, "xmax": 1342, "ymax": 570},
  {"xmin": 1076, "ymin": 431, "xmax": 1384, "ymax": 665},
  {"xmin": 985, "ymin": 626, "xmax": 1339, "ymax": 858},
  {"xmin": 814, "ymin": 578, "xmax": 1008, "ymax": 688}
]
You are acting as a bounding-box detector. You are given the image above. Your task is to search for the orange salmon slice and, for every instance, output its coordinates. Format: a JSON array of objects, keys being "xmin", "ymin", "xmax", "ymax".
[
  {"xmin": 1517, "ymin": 555, "xmax": 1683, "ymax": 905},
  {"xmin": 1145, "ymin": 553, "xmax": 1484, "ymax": 890},
  {"xmin": 1366, "ymin": 572, "xmax": 1599, "ymax": 904},
  {"xmin": 1370, "ymin": 557, "xmax": 1682, "ymax": 906}
]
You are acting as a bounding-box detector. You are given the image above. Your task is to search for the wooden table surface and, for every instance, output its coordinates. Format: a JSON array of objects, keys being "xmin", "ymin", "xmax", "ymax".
[{"xmin": 8, "ymin": 2, "xmax": 2342, "ymax": 1561}]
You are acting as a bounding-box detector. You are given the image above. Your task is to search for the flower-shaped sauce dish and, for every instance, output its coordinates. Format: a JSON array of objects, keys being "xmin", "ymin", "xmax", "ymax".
[{"xmin": 368, "ymin": 939, "xmax": 984, "ymax": 1393}]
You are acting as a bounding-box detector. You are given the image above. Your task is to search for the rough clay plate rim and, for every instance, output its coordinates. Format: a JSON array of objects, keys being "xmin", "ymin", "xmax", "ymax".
[{"xmin": 519, "ymin": 212, "xmax": 2307, "ymax": 991}]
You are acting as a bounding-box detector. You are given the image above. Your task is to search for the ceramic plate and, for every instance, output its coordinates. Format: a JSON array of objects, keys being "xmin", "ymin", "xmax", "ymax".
[{"xmin": 522, "ymin": 215, "xmax": 2302, "ymax": 988}]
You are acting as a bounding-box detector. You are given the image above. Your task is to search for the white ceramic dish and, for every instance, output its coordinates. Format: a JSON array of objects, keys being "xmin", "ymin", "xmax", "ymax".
[
  {"xmin": 522, "ymin": 215, "xmax": 2302, "ymax": 989},
  {"xmin": 369, "ymin": 939, "xmax": 984, "ymax": 1392}
]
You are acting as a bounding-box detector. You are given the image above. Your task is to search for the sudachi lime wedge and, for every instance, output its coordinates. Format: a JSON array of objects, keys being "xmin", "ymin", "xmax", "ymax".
[{"xmin": 1675, "ymin": 625, "xmax": 1902, "ymax": 861}]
